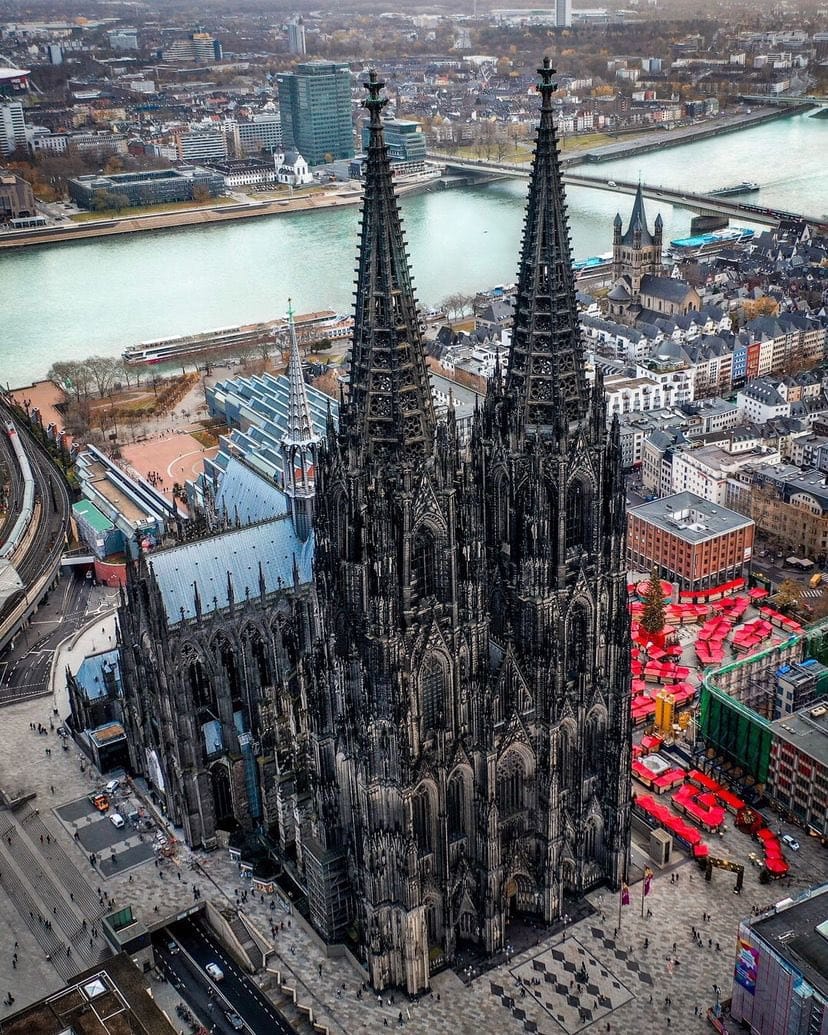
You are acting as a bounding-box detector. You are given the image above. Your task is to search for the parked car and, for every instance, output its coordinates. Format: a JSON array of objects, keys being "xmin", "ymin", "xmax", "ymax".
[
  {"xmin": 105, "ymin": 779, "xmax": 120, "ymax": 795},
  {"xmin": 109, "ymin": 813, "xmax": 125, "ymax": 829},
  {"xmin": 167, "ymin": 940, "xmax": 180, "ymax": 955},
  {"xmin": 782, "ymin": 834, "xmax": 800, "ymax": 851},
  {"xmin": 205, "ymin": 963, "xmax": 224, "ymax": 982},
  {"xmin": 224, "ymin": 1010, "xmax": 244, "ymax": 1030}
]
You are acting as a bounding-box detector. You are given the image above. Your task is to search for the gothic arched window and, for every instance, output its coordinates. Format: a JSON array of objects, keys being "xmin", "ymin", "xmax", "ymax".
[
  {"xmin": 567, "ymin": 607, "xmax": 589, "ymax": 681},
  {"xmin": 421, "ymin": 655, "xmax": 445, "ymax": 733},
  {"xmin": 187, "ymin": 654, "xmax": 211, "ymax": 711},
  {"xmin": 411, "ymin": 527, "xmax": 437, "ymax": 601},
  {"xmin": 497, "ymin": 751, "xmax": 526, "ymax": 816},
  {"xmin": 585, "ymin": 711, "xmax": 605, "ymax": 774},
  {"xmin": 565, "ymin": 479, "xmax": 590, "ymax": 552},
  {"xmin": 215, "ymin": 636, "xmax": 241, "ymax": 701},
  {"xmin": 413, "ymin": 787, "xmax": 433, "ymax": 853},
  {"xmin": 447, "ymin": 771, "xmax": 466, "ymax": 841}
]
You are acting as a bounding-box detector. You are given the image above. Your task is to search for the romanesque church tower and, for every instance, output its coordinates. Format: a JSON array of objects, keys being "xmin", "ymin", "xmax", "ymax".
[
  {"xmin": 611, "ymin": 181, "xmax": 663, "ymax": 294},
  {"xmin": 303, "ymin": 61, "xmax": 631, "ymax": 995}
]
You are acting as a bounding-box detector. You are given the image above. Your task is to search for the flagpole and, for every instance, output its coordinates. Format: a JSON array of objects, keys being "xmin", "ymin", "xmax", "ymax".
[
  {"xmin": 617, "ymin": 881, "xmax": 623, "ymax": 931},
  {"xmin": 641, "ymin": 874, "xmax": 645, "ymax": 918}
]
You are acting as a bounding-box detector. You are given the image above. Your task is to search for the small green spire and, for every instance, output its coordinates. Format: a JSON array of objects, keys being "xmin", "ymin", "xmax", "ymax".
[{"xmin": 287, "ymin": 296, "xmax": 294, "ymax": 323}]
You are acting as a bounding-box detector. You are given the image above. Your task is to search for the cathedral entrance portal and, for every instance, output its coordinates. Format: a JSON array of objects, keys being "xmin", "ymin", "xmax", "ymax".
[{"xmin": 505, "ymin": 874, "xmax": 541, "ymax": 920}]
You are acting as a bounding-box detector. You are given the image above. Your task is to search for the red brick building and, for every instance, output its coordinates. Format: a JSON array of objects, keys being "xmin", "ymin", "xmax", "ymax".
[{"xmin": 627, "ymin": 490, "xmax": 755, "ymax": 590}]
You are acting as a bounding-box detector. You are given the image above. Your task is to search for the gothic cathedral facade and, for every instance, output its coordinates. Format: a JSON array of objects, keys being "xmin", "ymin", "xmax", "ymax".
[
  {"xmin": 117, "ymin": 59, "xmax": 631, "ymax": 996},
  {"xmin": 304, "ymin": 61, "xmax": 631, "ymax": 992}
]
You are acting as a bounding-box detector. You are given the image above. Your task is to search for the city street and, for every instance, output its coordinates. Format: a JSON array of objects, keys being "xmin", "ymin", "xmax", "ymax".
[
  {"xmin": 0, "ymin": 570, "xmax": 117, "ymax": 706},
  {"xmin": 159, "ymin": 918, "xmax": 294, "ymax": 1035}
]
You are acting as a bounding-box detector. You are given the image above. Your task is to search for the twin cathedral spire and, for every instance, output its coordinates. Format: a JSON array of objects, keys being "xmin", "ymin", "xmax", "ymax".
[
  {"xmin": 306, "ymin": 61, "xmax": 632, "ymax": 992},
  {"xmin": 116, "ymin": 59, "xmax": 631, "ymax": 997}
]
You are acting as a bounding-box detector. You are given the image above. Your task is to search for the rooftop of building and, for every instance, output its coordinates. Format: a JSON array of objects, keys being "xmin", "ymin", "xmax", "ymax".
[
  {"xmin": 73, "ymin": 648, "xmax": 121, "ymax": 701},
  {"xmin": 628, "ymin": 491, "xmax": 753, "ymax": 542},
  {"xmin": 73, "ymin": 498, "xmax": 115, "ymax": 533},
  {"xmin": 751, "ymin": 884, "xmax": 828, "ymax": 1000},
  {"xmin": 771, "ymin": 701, "xmax": 828, "ymax": 768},
  {"xmin": 2, "ymin": 953, "xmax": 176, "ymax": 1035},
  {"xmin": 147, "ymin": 514, "xmax": 313, "ymax": 623}
]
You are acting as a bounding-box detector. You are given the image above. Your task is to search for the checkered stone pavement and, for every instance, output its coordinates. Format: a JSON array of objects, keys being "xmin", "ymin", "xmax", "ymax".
[{"xmin": 492, "ymin": 938, "xmax": 636, "ymax": 1034}]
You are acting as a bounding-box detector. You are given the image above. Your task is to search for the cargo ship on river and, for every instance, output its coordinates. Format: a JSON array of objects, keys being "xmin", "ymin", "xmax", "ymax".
[{"xmin": 122, "ymin": 309, "xmax": 353, "ymax": 365}]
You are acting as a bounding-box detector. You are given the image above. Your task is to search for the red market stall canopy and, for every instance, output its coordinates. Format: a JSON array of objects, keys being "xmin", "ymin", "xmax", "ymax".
[
  {"xmin": 758, "ymin": 606, "xmax": 803, "ymax": 635},
  {"xmin": 672, "ymin": 783, "xmax": 726, "ymax": 831},
  {"xmin": 678, "ymin": 578, "xmax": 746, "ymax": 604},
  {"xmin": 731, "ymin": 618, "xmax": 776, "ymax": 654},
  {"xmin": 715, "ymin": 595, "xmax": 749, "ymax": 622},
  {"xmin": 644, "ymin": 661, "xmax": 691, "ymax": 683},
  {"xmin": 686, "ymin": 769, "xmax": 747, "ymax": 814},
  {"xmin": 633, "ymin": 794, "xmax": 709, "ymax": 853}
]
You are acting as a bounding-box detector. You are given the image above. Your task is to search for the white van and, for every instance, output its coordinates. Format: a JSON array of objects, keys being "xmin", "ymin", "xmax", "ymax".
[
  {"xmin": 109, "ymin": 813, "xmax": 125, "ymax": 829},
  {"xmin": 105, "ymin": 779, "xmax": 120, "ymax": 795},
  {"xmin": 205, "ymin": 962, "xmax": 224, "ymax": 982}
]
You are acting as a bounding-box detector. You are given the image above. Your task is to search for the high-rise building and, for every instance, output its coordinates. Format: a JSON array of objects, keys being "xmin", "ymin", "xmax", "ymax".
[
  {"xmin": 174, "ymin": 128, "xmax": 228, "ymax": 163},
  {"xmin": 277, "ymin": 61, "xmax": 353, "ymax": 166},
  {"xmin": 556, "ymin": 0, "xmax": 573, "ymax": 27},
  {"xmin": 232, "ymin": 113, "xmax": 282, "ymax": 155},
  {"xmin": 287, "ymin": 18, "xmax": 306, "ymax": 55},
  {"xmin": 115, "ymin": 60, "xmax": 631, "ymax": 997},
  {"xmin": 360, "ymin": 117, "xmax": 426, "ymax": 163},
  {"xmin": 163, "ymin": 32, "xmax": 222, "ymax": 63},
  {"xmin": 0, "ymin": 101, "xmax": 27, "ymax": 156}
]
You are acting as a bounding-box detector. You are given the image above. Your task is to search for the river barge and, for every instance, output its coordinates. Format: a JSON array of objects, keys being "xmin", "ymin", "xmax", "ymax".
[
  {"xmin": 708, "ymin": 181, "xmax": 760, "ymax": 197},
  {"xmin": 669, "ymin": 227, "xmax": 755, "ymax": 254},
  {"xmin": 122, "ymin": 310, "xmax": 353, "ymax": 365}
]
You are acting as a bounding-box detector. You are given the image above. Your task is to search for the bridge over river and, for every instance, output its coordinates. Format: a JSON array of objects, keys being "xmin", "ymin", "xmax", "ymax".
[{"xmin": 431, "ymin": 157, "xmax": 828, "ymax": 231}]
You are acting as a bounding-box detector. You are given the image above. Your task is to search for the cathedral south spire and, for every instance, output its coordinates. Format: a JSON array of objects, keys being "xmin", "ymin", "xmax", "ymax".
[
  {"xmin": 343, "ymin": 70, "xmax": 435, "ymax": 464},
  {"xmin": 506, "ymin": 56, "xmax": 588, "ymax": 436}
]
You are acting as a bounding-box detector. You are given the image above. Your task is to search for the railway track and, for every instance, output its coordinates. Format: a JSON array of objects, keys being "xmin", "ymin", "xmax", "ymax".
[
  {"xmin": 0, "ymin": 401, "xmax": 71, "ymax": 655},
  {"xmin": 0, "ymin": 420, "xmax": 24, "ymax": 545}
]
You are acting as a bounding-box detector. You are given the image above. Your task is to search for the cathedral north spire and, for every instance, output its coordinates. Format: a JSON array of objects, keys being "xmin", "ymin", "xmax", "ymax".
[
  {"xmin": 343, "ymin": 69, "xmax": 435, "ymax": 464},
  {"xmin": 506, "ymin": 56, "xmax": 589, "ymax": 436}
]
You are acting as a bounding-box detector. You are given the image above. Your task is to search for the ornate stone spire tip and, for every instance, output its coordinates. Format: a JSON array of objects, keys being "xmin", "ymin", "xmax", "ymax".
[
  {"xmin": 537, "ymin": 55, "xmax": 557, "ymax": 108},
  {"xmin": 363, "ymin": 68, "xmax": 388, "ymax": 126}
]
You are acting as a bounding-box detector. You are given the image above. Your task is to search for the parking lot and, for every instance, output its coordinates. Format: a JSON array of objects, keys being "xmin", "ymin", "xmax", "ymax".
[{"xmin": 54, "ymin": 784, "xmax": 162, "ymax": 879}]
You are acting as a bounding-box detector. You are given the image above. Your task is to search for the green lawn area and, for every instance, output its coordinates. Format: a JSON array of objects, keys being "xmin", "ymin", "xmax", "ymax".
[
  {"xmin": 69, "ymin": 196, "xmax": 236, "ymax": 221},
  {"xmin": 449, "ymin": 143, "xmax": 534, "ymax": 163},
  {"xmin": 440, "ymin": 131, "xmax": 618, "ymax": 163},
  {"xmin": 560, "ymin": 131, "xmax": 616, "ymax": 151}
]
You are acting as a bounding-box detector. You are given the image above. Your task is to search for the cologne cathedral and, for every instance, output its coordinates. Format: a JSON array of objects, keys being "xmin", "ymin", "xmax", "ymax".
[{"xmin": 118, "ymin": 58, "xmax": 632, "ymax": 994}]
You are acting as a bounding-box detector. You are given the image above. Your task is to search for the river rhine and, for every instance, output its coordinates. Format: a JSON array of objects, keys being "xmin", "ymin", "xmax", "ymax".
[{"xmin": 1, "ymin": 110, "xmax": 826, "ymax": 387}]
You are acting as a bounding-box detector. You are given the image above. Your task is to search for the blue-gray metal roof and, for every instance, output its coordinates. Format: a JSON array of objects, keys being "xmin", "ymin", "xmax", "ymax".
[
  {"xmin": 149, "ymin": 516, "xmax": 313, "ymax": 623},
  {"xmin": 215, "ymin": 457, "xmax": 289, "ymax": 525},
  {"xmin": 73, "ymin": 649, "xmax": 121, "ymax": 701}
]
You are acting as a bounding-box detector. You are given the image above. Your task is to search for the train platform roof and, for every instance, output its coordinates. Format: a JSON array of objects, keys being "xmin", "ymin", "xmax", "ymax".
[{"xmin": 0, "ymin": 558, "xmax": 23, "ymax": 610}]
